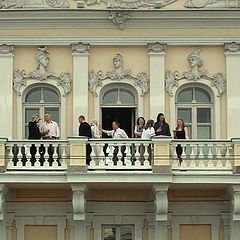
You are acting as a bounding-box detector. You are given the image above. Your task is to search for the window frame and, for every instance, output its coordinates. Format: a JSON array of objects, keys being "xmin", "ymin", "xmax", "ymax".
[{"xmin": 102, "ymin": 224, "xmax": 135, "ymax": 240}]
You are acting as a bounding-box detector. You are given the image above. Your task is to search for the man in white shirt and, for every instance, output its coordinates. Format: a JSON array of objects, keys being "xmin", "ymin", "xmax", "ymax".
[
  {"xmin": 99, "ymin": 121, "xmax": 128, "ymax": 164},
  {"xmin": 41, "ymin": 113, "xmax": 60, "ymax": 140}
]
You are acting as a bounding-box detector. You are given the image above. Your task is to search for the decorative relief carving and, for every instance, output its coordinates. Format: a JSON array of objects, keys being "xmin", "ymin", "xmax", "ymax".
[
  {"xmin": 184, "ymin": 0, "xmax": 239, "ymax": 8},
  {"xmin": 224, "ymin": 42, "xmax": 240, "ymax": 53},
  {"xmin": 0, "ymin": 0, "xmax": 70, "ymax": 9},
  {"xmin": 89, "ymin": 53, "xmax": 149, "ymax": 97},
  {"xmin": 84, "ymin": 0, "xmax": 177, "ymax": 9},
  {"xmin": 165, "ymin": 49, "xmax": 225, "ymax": 97},
  {"xmin": 0, "ymin": 44, "xmax": 14, "ymax": 54},
  {"xmin": 72, "ymin": 42, "xmax": 90, "ymax": 54},
  {"xmin": 147, "ymin": 42, "xmax": 167, "ymax": 53},
  {"xmin": 13, "ymin": 47, "xmax": 71, "ymax": 96},
  {"xmin": 108, "ymin": 11, "xmax": 130, "ymax": 30}
]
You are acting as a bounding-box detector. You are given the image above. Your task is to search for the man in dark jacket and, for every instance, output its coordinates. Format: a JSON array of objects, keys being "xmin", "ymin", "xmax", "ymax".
[
  {"xmin": 154, "ymin": 113, "xmax": 171, "ymax": 136},
  {"xmin": 78, "ymin": 115, "xmax": 92, "ymax": 164}
]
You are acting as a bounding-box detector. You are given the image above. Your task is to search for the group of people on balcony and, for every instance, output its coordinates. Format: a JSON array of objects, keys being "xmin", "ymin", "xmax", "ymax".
[{"xmin": 28, "ymin": 112, "xmax": 188, "ymax": 165}]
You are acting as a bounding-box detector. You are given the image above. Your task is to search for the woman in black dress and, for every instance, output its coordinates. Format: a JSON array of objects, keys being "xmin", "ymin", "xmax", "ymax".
[{"xmin": 173, "ymin": 118, "xmax": 189, "ymax": 164}]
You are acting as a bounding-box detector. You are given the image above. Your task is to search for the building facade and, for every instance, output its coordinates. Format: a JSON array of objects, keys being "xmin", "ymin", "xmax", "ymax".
[{"xmin": 0, "ymin": 0, "xmax": 240, "ymax": 239}]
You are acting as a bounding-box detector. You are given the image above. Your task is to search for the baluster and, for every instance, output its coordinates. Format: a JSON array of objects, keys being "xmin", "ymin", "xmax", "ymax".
[
  {"xmin": 35, "ymin": 143, "xmax": 41, "ymax": 168},
  {"xmin": 116, "ymin": 142, "xmax": 123, "ymax": 166},
  {"xmin": 89, "ymin": 142, "xmax": 96, "ymax": 167},
  {"xmin": 17, "ymin": 144, "xmax": 23, "ymax": 167},
  {"xmin": 7, "ymin": 144, "xmax": 14, "ymax": 168},
  {"xmin": 198, "ymin": 144, "xmax": 205, "ymax": 168},
  {"xmin": 107, "ymin": 143, "xmax": 114, "ymax": 167},
  {"xmin": 225, "ymin": 144, "xmax": 232, "ymax": 168},
  {"xmin": 189, "ymin": 144, "xmax": 196, "ymax": 168},
  {"xmin": 134, "ymin": 143, "xmax": 141, "ymax": 167},
  {"xmin": 216, "ymin": 144, "xmax": 223, "ymax": 168},
  {"xmin": 125, "ymin": 143, "xmax": 132, "ymax": 167},
  {"xmin": 52, "ymin": 144, "xmax": 59, "ymax": 167},
  {"xmin": 171, "ymin": 143, "xmax": 178, "ymax": 168},
  {"xmin": 143, "ymin": 142, "xmax": 150, "ymax": 164},
  {"xmin": 207, "ymin": 144, "xmax": 214, "ymax": 168},
  {"xmin": 43, "ymin": 142, "xmax": 50, "ymax": 168},
  {"xmin": 61, "ymin": 143, "xmax": 68, "ymax": 168},
  {"xmin": 181, "ymin": 143, "xmax": 187, "ymax": 168},
  {"xmin": 25, "ymin": 143, "xmax": 32, "ymax": 168},
  {"xmin": 98, "ymin": 143, "xmax": 105, "ymax": 167}
]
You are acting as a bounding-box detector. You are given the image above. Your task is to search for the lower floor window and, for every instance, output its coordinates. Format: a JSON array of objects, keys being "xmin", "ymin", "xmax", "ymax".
[{"xmin": 103, "ymin": 225, "xmax": 134, "ymax": 240}]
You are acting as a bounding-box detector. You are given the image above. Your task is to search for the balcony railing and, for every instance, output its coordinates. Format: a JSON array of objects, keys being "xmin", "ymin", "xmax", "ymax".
[{"xmin": 0, "ymin": 137, "xmax": 239, "ymax": 174}]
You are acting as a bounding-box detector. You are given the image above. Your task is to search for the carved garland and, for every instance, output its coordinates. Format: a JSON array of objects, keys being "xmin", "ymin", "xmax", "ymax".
[
  {"xmin": 89, "ymin": 53, "xmax": 149, "ymax": 97},
  {"xmin": 165, "ymin": 49, "xmax": 225, "ymax": 97},
  {"xmin": 13, "ymin": 47, "xmax": 71, "ymax": 97}
]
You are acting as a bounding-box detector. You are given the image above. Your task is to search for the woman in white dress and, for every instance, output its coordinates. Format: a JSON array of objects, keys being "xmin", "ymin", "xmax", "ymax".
[{"xmin": 90, "ymin": 120, "xmax": 102, "ymax": 164}]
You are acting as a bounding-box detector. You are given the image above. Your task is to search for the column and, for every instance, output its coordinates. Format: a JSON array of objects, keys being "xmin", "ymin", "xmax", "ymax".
[
  {"xmin": 221, "ymin": 213, "xmax": 231, "ymax": 240},
  {"xmin": 148, "ymin": 42, "xmax": 167, "ymax": 120},
  {"xmin": 71, "ymin": 184, "xmax": 88, "ymax": 240},
  {"xmin": 152, "ymin": 184, "xmax": 169, "ymax": 240},
  {"xmin": 0, "ymin": 184, "xmax": 8, "ymax": 240},
  {"xmin": 225, "ymin": 42, "xmax": 240, "ymax": 139},
  {"xmin": 72, "ymin": 43, "xmax": 90, "ymax": 136},
  {"xmin": 0, "ymin": 45, "xmax": 14, "ymax": 139}
]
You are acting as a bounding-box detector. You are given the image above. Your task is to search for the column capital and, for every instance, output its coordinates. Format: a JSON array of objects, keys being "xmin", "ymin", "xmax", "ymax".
[
  {"xmin": 224, "ymin": 42, "xmax": 240, "ymax": 55},
  {"xmin": 0, "ymin": 44, "xmax": 14, "ymax": 56},
  {"xmin": 72, "ymin": 42, "xmax": 90, "ymax": 56},
  {"xmin": 147, "ymin": 42, "xmax": 167, "ymax": 55}
]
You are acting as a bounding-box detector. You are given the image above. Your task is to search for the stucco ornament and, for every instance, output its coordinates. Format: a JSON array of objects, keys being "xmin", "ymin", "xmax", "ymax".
[
  {"xmin": 0, "ymin": 44, "xmax": 14, "ymax": 54},
  {"xmin": 166, "ymin": 49, "xmax": 225, "ymax": 97},
  {"xmin": 184, "ymin": 0, "xmax": 239, "ymax": 8},
  {"xmin": 89, "ymin": 53, "xmax": 149, "ymax": 97},
  {"xmin": 13, "ymin": 47, "xmax": 71, "ymax": 96},
  {"xmin": 224, "ymin": 42, "xmax": 240, "ymax": 53},
  {"xmin": 0, "ymin": 0, "xmax": 70, "ymax": 9},
  {"xmin": 147, "ymin": 42, "xmax": 167, "ymax": 53},
  {"xmin": 84, "ymin": 0, "xmax": 177, "ymax": 9},
  {"xmin": 72, "ymin": 42, "xmax": 90, "ymax": 54},
  {"xmin": 108, "ymin": 11, "xmax": 130, "ymax": 30}
]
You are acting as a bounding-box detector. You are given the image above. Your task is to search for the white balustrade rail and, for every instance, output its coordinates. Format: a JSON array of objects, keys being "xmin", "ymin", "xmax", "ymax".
[
  {"xmin": 170, "ymin": 140, "xmax": 233, "ymax": 172},
  {"xmin": 88, "ymin": 139, "xmax": 153, "ymax": 170},
  {"xmin": 6, "ymin": 140, "xmax": 68, "ymax": 170}
]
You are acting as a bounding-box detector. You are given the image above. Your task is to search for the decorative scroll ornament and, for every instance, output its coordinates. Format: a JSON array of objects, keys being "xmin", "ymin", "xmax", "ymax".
[
  {"xmin": 147, "ymin": 42, "xmax": 167, "ymax": 53},
  {"xmin": 84, "ymin": 0, "xmax": 177, "ymax": 9},
  {"xmin": 166, "ymin": 49, "xmax": 225, "ymax": 97},
  {"xmin": 184, "ymin": 0, "xmax": 239, "ymax": 8},
  {"xmin": 13, "ymin": 47, "xmax": 71, "ymax": 96},
  {"xmin": 89, "ymin": 53, "xmax": 149, "ymax": 97},
  {"xmin": 0, "ymin": 0, "xmax": 70, "ymax": 9},
  {"xmin": 224, "ymin": 42, "xmax": 240, "ymax": 53},
  {"xmin": 108, "ymin": 11, "xmax": 130, "ymax": 30},
  {"xmin": 72, "ymin": 42, "xmax": 90, "ymax": 54},
  {"xmin": 0, "ymin": 44, "xmax": 14, "ymax": 54}
]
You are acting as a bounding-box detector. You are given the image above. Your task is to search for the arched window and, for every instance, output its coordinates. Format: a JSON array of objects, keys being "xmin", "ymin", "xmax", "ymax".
[
  {"xmin": 102, "ymin": 88, "xmax": 136, "ymax": 106},
  {"xmin": 23, "ymin": 86, "xmax": 61, "ymax": 138},
  {"xmin": 176, "ymin": 86, "xmax": 213, "ymax": 139}
]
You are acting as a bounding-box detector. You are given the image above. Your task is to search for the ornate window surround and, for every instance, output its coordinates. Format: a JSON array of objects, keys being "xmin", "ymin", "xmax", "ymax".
[
  {"xmin": 170, "ymin": 80, "xmax": 220, "ymax": 139},
  {"xmin": 94, "ymin": 81, "xmax": 143, "ymax": 124},
  {"xmin": 17, "ymin": 79, "xmax": 67, "ymax": 139}
]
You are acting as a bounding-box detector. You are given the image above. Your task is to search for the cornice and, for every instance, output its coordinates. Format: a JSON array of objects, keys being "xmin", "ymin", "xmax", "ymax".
[
  {"xmin": 1, "ymin": 36, "xmax": 240, "ymax": 46},
  {"xmin": 0, "ymin": 9, "xmax": 239, "ymax": 29}
]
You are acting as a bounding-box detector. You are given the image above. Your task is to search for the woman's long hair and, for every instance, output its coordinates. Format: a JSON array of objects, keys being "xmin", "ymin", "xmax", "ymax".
[
  {"xmin": 177, "ymin": 118, "xmax": 185, "ymax": 130},
  {"xmin": 136, "ymin": 117, "xmax": 145, "ymax": 126},
  {"xmin": 145, "ymin": 119, "xmax": 154, "ymax": 130},
  {"xmin": 156, "ymin": 113, "xmax": 165, "ymax": 123}
]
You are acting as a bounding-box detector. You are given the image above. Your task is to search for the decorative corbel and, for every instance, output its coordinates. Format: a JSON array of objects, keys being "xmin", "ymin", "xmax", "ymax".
[
  {"xmin": 108, "ymin": 11, "xmax": 130, "ymax": 30},
  {"xmin": 224, "ymin": 42, "xmax": 240, "ymax": 53},
  {"xmin": 72, "ymin": 42, "xmax": 90, "ymax": 54},
  {"xmin": 0, "ymin": 44, "xmax": 14, "ymax": 55},
  {"xmin": 147, "ymin": 42, "xmax": 167, "ymax": 54},
  {"xmin": 71, "ymin": 184, "xmax": 88, "ymax": 221}
]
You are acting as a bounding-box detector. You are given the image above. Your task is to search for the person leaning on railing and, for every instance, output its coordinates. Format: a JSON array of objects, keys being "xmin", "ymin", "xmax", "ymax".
[
  {"xmin": 154, "ymin": 113, "xmax": 171, "ymax": 137},
  {"xmin": 173, "ymin": 118, "xmax": 189, "ymax": 165},
  {"xmin": 134, "ymin": 117, "xmax": 145, "ymax": 164}
]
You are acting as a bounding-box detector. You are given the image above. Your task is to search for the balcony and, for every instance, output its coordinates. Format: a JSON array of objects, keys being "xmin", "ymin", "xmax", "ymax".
[{"xmin": 0, "ymin": 137, "xmax": 239, "ymax": 174}]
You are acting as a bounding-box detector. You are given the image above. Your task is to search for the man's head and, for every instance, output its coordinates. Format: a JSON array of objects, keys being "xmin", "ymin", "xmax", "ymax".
[
  {"xmin": 112, "ymin": 121, "xmax": 120, "ymax": 130},
  {"xmin": 78, "ymin": 115, "xmax": 85, "ymax": 124},
  {"xmin": 44, "ymin": 113, "xmax": 51, "ymax": 122}
]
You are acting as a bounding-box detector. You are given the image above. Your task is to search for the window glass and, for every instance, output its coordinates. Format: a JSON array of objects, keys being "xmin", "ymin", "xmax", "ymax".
[
  {"xmin": 177, "ymin": 88, "xmax": 193, "ymax": 103},
  {"xmin": 119, "ymin": 89, "xmax": 135, "ymax": 105},
  {"xmin": 197, "ymin": 108, "xmax": 211, "ymax": 123},
  {"xmin": 43, "ymin": 87, "xmax": 59, "ymax": 102},
  {"xmin": 104, "ymin": 228, "xmax": 116, "ymax": 240},
  {"xmin": 186, "ymin": 125, "xmax": 192, "ymax": 139},
  {"xmin": 103, "ymin": 90, "xmax": 118, "ymax": 104},
  {"xmin": 25, "ymin": 108, "xmax": 39, "ymax": 123},
  {"xmin": 177, "ymin": 108, "xmax": 192, "ymax": 123},
  {"xmin": 197, "ymin": 126, "xmax": 211, "ymax": 139},
  {"xmin": 120, "ymin": 227, "xmax": 133, "ymax": 240},
  {"xmin": 195, "ymin": 87, "xmax": 211, "ymax": 103},
  {"xmin": 25, "ymin": 88, "xmax": 41, "ymax": 102}
]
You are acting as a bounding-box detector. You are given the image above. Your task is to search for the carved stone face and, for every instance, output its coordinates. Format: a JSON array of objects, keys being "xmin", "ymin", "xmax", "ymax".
[
  {"xmin": 38, "ymin": 55, "xmax": 49, "ymax": 68},
  {"xmin": 188, "ymin": 56, "xmax": 200, "ymax": 67},
  {"xmin": 113, "ymin": 55, "xmax": 123, "ymax": 68}
]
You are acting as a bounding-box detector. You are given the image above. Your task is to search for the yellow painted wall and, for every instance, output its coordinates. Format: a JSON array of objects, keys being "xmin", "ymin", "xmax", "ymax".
[
  {"xmin": 180, "ymin": 225, "xmax": 211, "ymax": 240},
  {"xmin": 25, "ymin": 226, "xmax": 57, "ymax": 240},
  {"xmin": 13, "ymin": 47, "xmax": 73, "ymax": 138},
  {"xmin": 165, "ymin": 46, "xmax": 226, "ymax": 139}
]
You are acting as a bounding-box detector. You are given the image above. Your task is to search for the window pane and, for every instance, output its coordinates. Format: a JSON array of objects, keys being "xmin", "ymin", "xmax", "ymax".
[
  {"xmin": 177, "ymin": 108, "xmax": 192, "ymax": 123},
  {"xmin": 25, "ymin": 88, "xmax": 41, "ymax": 102},
  {"xmin": 44, "ymin": 107, "xmax": 59, "ymax": 123},
  {"xmin": 43, "ymin": 87, "xmax": 59, "ymax": 103},
  {"xmin": 177, "ymin": 88, "xmax": 193, "ymax": 103},
  {"xmin": 195, "ymin": 88, "xmax": 211, "ymax": 103},
  {"xmin": 186, "ymin": 125, "xmax": 192, "ymax": 139},
  {"xmin": 104, "ymin": 228, "xmax": 116, "ymax": 240},
  {"xmin": 25, "ymin": 108, "xmax": 39, "ymax": 123},
  {"xmin": 197, "ymin": 108, "xmax": 211, "ymax": 123},
  {"xmin": 119, "ymin": 89, "xmax": 135, "ymax": 105},
  {"xmin": 120, "ymin": 227, "xmax": 133, "ymax": 240},
  {"xmin": 103, "ymin": 90, "xmax": 118, "ymax": 104},
  {"xmin": 197, "ymin": 126, "xmax": 211, "ymax": 139}
]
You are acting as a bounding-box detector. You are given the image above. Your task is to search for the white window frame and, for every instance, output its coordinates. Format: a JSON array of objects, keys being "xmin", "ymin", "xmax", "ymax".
[
  {"xmin": 17, "ymin": 79, "xmax": 67, "ymax": 140},
  {"xmin": 176, "ymin": 86, "xmax": 213, "ymax": 139},
  {"xmin": 169, "ymin": 80, "xmax": 220, "ymax": 139}
]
